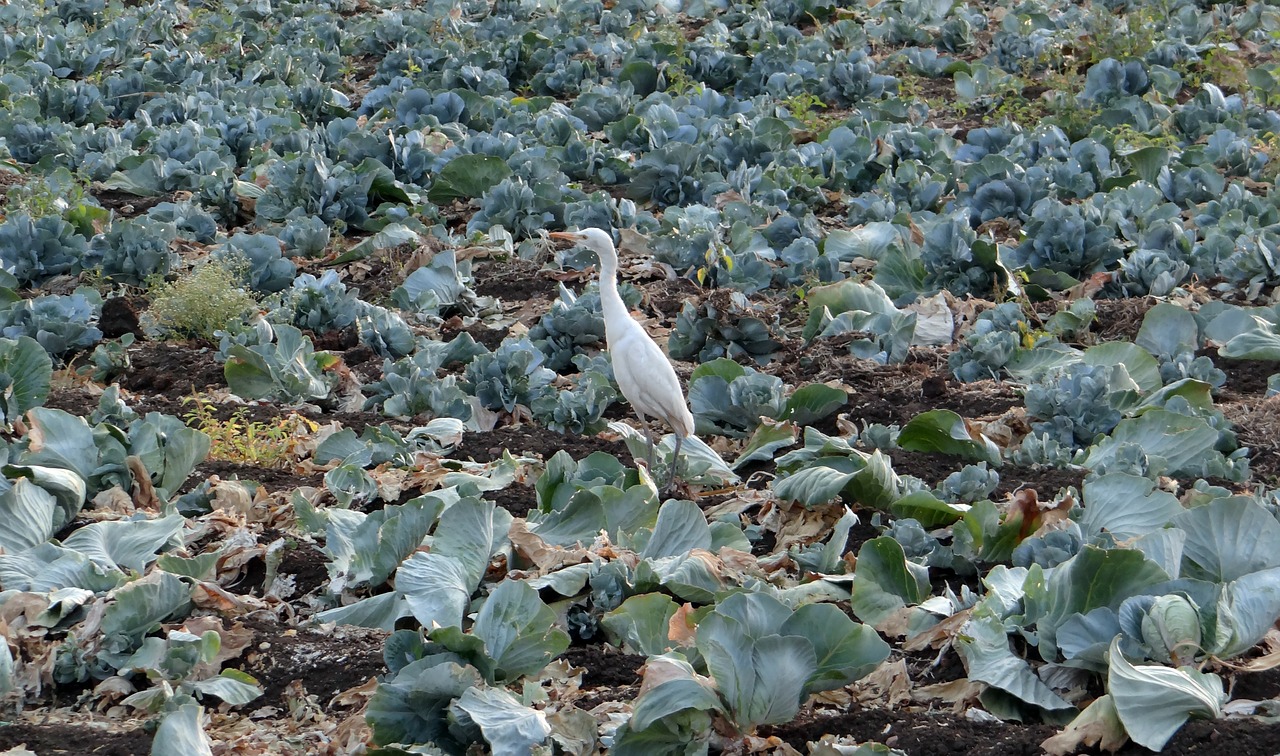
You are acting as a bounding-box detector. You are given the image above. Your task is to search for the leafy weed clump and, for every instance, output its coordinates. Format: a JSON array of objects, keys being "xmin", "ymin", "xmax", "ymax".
[
  {"xmin": 146, "ymin": 259, "xmax": 257, "ymax": 340},
  {"xmin": 182, "ymin": 395, "xmax": 308, "ymax": 469},
  {"xmin": 3, "ymin": 167, "xmax": 92, "ymax": 219}
]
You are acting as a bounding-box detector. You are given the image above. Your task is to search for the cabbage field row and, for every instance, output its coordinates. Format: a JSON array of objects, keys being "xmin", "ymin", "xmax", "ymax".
[{"xmin": 3, "ymin": 0, "xmax": 1280, "ymax": 752}]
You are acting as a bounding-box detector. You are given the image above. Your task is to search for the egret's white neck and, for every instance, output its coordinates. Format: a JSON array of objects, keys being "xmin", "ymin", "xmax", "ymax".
[
  {"xmin": 594, "ymin": 243, "xmax": 619, "ymax": 283},
  {"xmin": 594, "ymin": 244, "xmax": 628, "ymax": 329}
]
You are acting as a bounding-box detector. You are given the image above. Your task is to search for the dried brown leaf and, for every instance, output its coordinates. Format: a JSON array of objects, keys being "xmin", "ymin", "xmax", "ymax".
[
  {"xmin": 903, "ymin": 608, "xmax": 972, "ymax": 652},
  {"xmin": 211, "ymin": 480, "xmax": 256, "ymax": 515},
  {"xmin": 913, "ymin": 678, "xmax": 986, "ymax": 712},
  {"xmin": 508, "ymin": 520, "xmax": 591, "ymax": 572},
  {"xmin": 1041, "ymin": 695, "xmax": 1128, "ymax": 755},
  {"xmin": 669, "ymin": 603, "xmax": 699, "ymax": 648},
  {"xmin": 330, "ymin": 676, "xmax": 379, "ymax": 708},
  {"xmin": 850, "ymin": 658, "xmax": 911, "ymax": 707},
  {"xmin": 190, "ymin": 581, "xmax": 261, "ymax": 614}
]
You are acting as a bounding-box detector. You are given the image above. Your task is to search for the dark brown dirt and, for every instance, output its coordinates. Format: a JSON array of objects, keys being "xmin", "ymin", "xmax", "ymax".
[
  {"xmin": 1224, "ymin": 401, "xmax": 1280, "ymax": 487},
  {"xmin": 301, "ymin": 409, "xmax": 408, "ymax": 436},
  {"xmin": 137, "ymin": 392, "xmax": 411, "ymax": 440},
  {"xmin": 1231, "ymin": 665, "xmax": 1280, "ymax": 702},
  {"xmin": 440, "ymin": 319, "xmax": 508, "ymax": 350},
  {"xmin": 308, "ymin": 327, "xmax": 360, "ymax": 352},
  {"xmin": 226, "ymin": 547, "xmax": 268, "ymax": 596},
  {"xmin": 840, "ymin": 515, "xmax": 885, "ymax": 557},
  {"xmin": 1214, "ymin": 354, "xmax": 1275, "ymax": 397},
  {"xmin": 63, "ymin": 380, "xmax": 324, "ymax": 433},
  {"xmin": 760, "ymin": 336, "xmax": 838, "ymax": 385},
  {"xmin": 41, "ymin": 385, "xmax": 101, "ymax": 419},
  {"xmin": 0, "ymin": 169, "xmax": 26, "ymax": 197},
  {"xmin": 883, "ymin": 449, "xmax": 1085, "ymax": 502},
  {"xmin": 920, "ymin": 81, "xmax": 989, "ymax": 135},
  {"xmin": 991, "ymin": 462, "xmax": 1088, "ymax": 500},
  {"xmin": 470, "ymin": 257, "xmax": 560, "ymax": 302},
  {"xmin": 363, "ymin": 480, "xmax": 441, "ymax": 513},
  {"xmin": 645, "ymin": 276, "xmax": 702, "ymax": 320},
  {"xmin": 236, "ymin": 615, "xmax": 388, "ymax": 708},
  {"xmin": 1148, "ymin": 718, "xmax": 1280, "ymax": 756},
  {"xmin": 573, "ymin": 683, "xmax": 639, "ymax": 710},
  {"xmin": 452, "ymin": 424, "xmax": 630, "ymax": 464},
  {"xmin": 903, "ymin": 646, "xmax": 968, "ymax": 685},
  {"xmin": 217, "ymin": 529, "xmax": 329, "ymax": 597},
  {"xmin": 90, "ymin": 189, "xmax": 169, "ymax": 217},
  {"xmin": 147, "ymin": 395, "xmax": 284, "ymax": 426},
  {"xmin": 601, "ymin": 398, "xmax": 635, "ymax": 421},
  {"xmin": 929, "ymin": 567, "xmax": 986, "ymax": 598},
  {"xmin": 1248, "ymin": 447, "xmax": 1280, "ymax": 488},
  {"xmin": 278, "ymin": 540, "xmax": 331, "ymax": 596},
  {"xmin": 850, "ymin": 377, "xmax": 1020, "ymax": 427},
  {"xmin": 886, "ymin": 448, "xmax": 968, "ymax": 487},
  {"xmin": 761, "ymin": 705, "xmax": 1059, "ymax": 755},
  {"xmin": 0, "ymin": 722, "xmax": 154, "ymax": 755},
  {"xmin": 330, "ymin": 250, "xmax": 407, "ymax": 307},
  {"xmin": 1182, "ymin": 475, "xmax": 1254, "ymax": 495},
  {"xmin": 561, "ymin": 645, "xmax": 645, "ymax": 689},
  {"xmin": 98, "ymin": 296, "xmax": 145, "ymax": 339},
  {"xmin": 751, "ymin": 529, "xmax": 778, "ymax": 556},
  {"xmin": 346, "ymin": 347, "xmax": 384, "ymax": 383},
  {"xmin": 760, "ymin": 704, "xmax": 1280, "ymax": 755},
  {"xmin": 119, "ymin": 340, "xmax": 225, "ymax": 396},
  {"xmin": 1090, "ymin": 297, "xmax": 1156, "ymax": 342},
  {"xmin": 487, "ymin": 482, "xmax": 537, "ymax": 519},
  {"xmin": 792, "ymin": 357, "xmax": 1021, "ymax": 430},
  {"xmin": 184, "ymin": 459, "xmax": 325, "ymax": 494},
  {"xmin": 343, "ymin": 343, "xmax": 379, "ymax": 367}
]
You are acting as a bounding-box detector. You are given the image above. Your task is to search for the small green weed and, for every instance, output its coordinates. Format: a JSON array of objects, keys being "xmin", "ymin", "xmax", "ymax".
[
  {"xmin": 183, "ymin": 395, "xmax": 311, "ymax": 469},
  {"xmin": 1080, "ymin": 7, "xmax": 1164, "ymax": 64},
  {"xmin": 1181, "ymin": 47, "xmax": 1249, "ymax": 95},
  {"xmin": 780, "ymin": 93, "xmax": 839, "ymax": 133}
]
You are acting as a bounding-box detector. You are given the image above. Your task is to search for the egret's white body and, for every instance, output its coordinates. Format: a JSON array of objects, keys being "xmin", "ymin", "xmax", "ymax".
[{"xmin": 550, "ymin": 228, "xmax": 694, "ymax": 486}]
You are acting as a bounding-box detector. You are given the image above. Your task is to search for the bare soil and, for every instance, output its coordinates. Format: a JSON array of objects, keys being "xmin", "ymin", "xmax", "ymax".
[
  {"xmin": 452, "ymin": 424, "xmax": 631, "ymax": 464},
  {"xmin": 884, "ymin": 449, "xmax": 1085, "ymax": 501},
  {"xmin": 235, "ymin": 616, "xmax": 388, "ymax": 710},
  {"xmin": 761, "ymin": 705, "xmax": 1280, "ymax": 756},
  {"xmin": 561, "ymin": 645, "xmax": 645, "ymax": 689},
  {"xmin": 840, "ymin": 514, "xmax": 887, "ymax": 557},
  {"xmin": 0, "ymin": 722, "xmax": 154, "ymax": 755},
  {"xmin": 1090, "ymin": 297, "xmax": 1156, "ymax": 342},
  {"xmin": 184, "ymin": 459, "xmax": 325, "ymax": 493},
  {"xmin": 277, "ymin": 540, "xmax": 331, "ymax": 596},
  {"xmin": 119, "ymin": 340, "xmax": 226, "ymax": 397},
  {"xmin": 439, "ymin": 318, "xmax": 510, "ymax": 350},
  {"xmin": 772, "ymin": 353, "xmax": 1022, "ymax": 429},
  {"xmin": 992, "ymin": 462, "xmax": 1088, "ymax": 501},
  {"xmin": 486, "ymin": 481, "xmax": 538, "ymax": 519},
  {"xmin": 90, "ymin": 189, "xmax": 170, "ymax": 218},
  {"xmin": 1214, "ymin": 354, "xmax": 1276, "ymax": 398},
  {"xmin": 470, "ymin": 257, "xmax": 561, "ymax": 302},
  {"xmin": 98, "ymin": 296, "xmax": 146, "ymax": 339},
  {"xmin": 41, "ymin": 385, "xmax": 103, "ymax": 419}
]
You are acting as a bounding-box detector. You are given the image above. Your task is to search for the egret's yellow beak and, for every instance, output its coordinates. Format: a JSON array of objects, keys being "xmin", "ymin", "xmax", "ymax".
[{"xmin": 548, "ymin": 231, "xmax": 584, "ymax": 242}]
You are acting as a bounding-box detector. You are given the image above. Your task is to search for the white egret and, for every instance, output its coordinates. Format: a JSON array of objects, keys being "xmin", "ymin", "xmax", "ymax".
[{"xmin": 549, "ymin": 228, "xmax": 695, "ymax": 488}]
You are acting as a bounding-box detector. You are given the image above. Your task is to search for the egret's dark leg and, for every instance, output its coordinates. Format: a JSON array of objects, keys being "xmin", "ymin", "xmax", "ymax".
[
  {"xmin": 667, "ymin": 433, "xmax": 684, "ymax": 491},
  {"xmin": 638, "ymin": 414, "xmax": 656, "ymax": 477}
]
